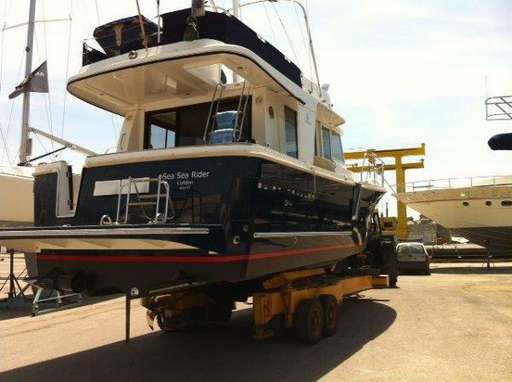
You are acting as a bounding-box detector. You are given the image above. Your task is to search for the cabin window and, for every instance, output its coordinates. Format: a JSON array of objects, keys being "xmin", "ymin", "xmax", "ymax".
[
  {"xmin": 330, "ymin": 131, "xmax": 344, "ymax": 163},
  {"xmin": 284, "ymin": 106, "xmax": 298, "ymax": 158},
  {"xmin": 148, "ymin": 111, "xmax": 177, "ymax": 149},
  {"xmin": 321, "ymin": 127, "xmax": 331, "ymax": 160},
  {"xmin": 501, "ymin": 200, "xmax": 512, "ymax": 207},
  {"xmin": 144, "ymin": 98, "xmax": 251, "ymax": 150},
  {"xmin": 320, "ymin": 126, "xmax": 344, "ymax": 164}
]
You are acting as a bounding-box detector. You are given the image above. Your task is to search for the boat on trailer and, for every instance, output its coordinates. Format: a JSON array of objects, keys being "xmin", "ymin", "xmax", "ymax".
[{"xmin": 0, "ymin": 4, "xmax": 385, "ymax": 298}]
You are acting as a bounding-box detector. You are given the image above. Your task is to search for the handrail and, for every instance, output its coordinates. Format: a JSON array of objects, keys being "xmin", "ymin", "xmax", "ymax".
[
  {"xmin": 154, "ymin": 175, "xmax": 174, "ymax": 223},
  {"xmin": 115, "ymin": 177, "xmax": 174, "ymax": 224},
  {"xmin": 357, "ymin": 151, "xmax": 385, "ymax": 187},
  {"xmin": 203, "ymin": 83, "xmax": 225, "ymax": 143},
  {"xmin": 404, "ymin": 174, "xmax": 512, "ymax": 192}
]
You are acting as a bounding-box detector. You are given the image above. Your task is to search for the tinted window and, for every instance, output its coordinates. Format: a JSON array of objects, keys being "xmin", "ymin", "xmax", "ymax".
[
  {"xmin": 330, "ymin": 132, "xmax": 344, "ymax": 163},
  {"xmin": 148, "ymin": 111, "xmax": 177, "ymax": 149},
  {"xmin": 322, "ymin": 127, "xmax": 331, "ymax": 160},
  {"xmin": 284, "ymin": 107, "xmax": 298, "ymax": 158}
]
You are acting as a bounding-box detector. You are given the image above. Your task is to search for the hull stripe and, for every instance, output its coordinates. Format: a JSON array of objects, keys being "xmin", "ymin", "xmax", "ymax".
[{"xmin": 37, "ymin": 244, "xmax": 362, "ymax": 264}]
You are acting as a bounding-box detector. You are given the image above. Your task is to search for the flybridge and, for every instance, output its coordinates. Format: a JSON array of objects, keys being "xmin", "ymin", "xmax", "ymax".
[{"xmin": 82, "ymin": 9, "xmax": 303, "ymax": 87}]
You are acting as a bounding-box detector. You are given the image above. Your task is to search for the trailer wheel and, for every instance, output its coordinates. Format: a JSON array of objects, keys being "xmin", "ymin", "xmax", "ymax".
[
  {"xmin": 294, "ymin": 298, "xmax": 324, "ymax": 344},
  {"xmin": 319, "ymin": 295, "xmax": 338, "ymax": 336},
  {"xmin": 157, "ymin": 310, "xmax": 180, "ymax": 332}
]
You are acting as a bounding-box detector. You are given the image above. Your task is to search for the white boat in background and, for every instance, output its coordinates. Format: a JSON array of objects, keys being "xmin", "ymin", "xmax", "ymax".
[
  {"xmin": 0, "ymin": 0, "xmax": 95, "ymax": 227},
  {"xmin": 0, "ymin": 166, "xmax": 34, "ymax": 226},
  {"xmin": 398, "ymin": 175, "xmax": 512, "ymax": 254}
]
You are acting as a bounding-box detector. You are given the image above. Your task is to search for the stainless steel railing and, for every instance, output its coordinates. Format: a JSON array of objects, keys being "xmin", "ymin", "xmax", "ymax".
[
  {"xmin": 405, "ymin": 175, "xmax": 512, "ymax": 192},
  {"xmin": 115, "ymin": 175, "xmax": 174, "ymax": 224}
]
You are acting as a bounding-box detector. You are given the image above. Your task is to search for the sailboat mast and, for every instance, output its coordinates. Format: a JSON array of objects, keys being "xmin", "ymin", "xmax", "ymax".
[{"xmin": 19, "ymin": 0, "xmax": 36, "ymax": 165}]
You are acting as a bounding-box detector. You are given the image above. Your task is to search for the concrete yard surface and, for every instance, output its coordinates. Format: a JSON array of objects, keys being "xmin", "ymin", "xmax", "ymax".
[{"xmin": 1, "ymin": 263, "xmax": 512, "ymax": 381}]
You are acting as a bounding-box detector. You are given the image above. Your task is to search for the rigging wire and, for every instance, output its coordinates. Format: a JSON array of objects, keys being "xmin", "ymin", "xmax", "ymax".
[
  {"xmin": 0, "ymin": 24, "xmax": 5, "ymax": 93},
  {"xmin": 33, "ymin": 128, "xmax": 49, "ymax": 154},
  {"xmin": 270, "ymin": 3, "xmax": 299, "ymax": 63},
  {"xmin": 34, "ymin": 31, "xmax": 56, "ymax": 157},
  {"xmin": 0, "ymin": 0, "xmax": 9, "ymax": 92},
  {"xmin": 94, "ymin": 0, "xmax": 101, "ymax": 25},
  {"xmin": 262, "ymin": 3, "xmax": 277, "ymax": 44},
  {"xmin": 60, "ymin": 0, "xmax": 73, "ymax": 139},
  {"xmin": 1, "ymin": 44, "xmax": 26, "ymax": 165},
  {"xmin": 41, "ymin": 0, "xmax": 55, "ymax": 155},
  {"xmin": 293, "ymin": 3, "xmax": 312, "ymax": 79},
  {"xmin": 0, "ymin": 123, "xmax": 11, "ymax": 165}
]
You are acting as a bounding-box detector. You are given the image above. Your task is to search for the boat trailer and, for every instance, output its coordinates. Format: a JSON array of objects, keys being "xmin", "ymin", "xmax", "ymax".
[{"xmin": 124, "ymin": 267, "xmax": 390, "ymax": 345}]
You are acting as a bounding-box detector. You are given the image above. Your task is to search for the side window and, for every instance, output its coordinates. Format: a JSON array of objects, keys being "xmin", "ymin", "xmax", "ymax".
[
  {"xmin": 330, "ymin": 131, "xmax": 344, "ymax": 163},
  {"xmin": 321, "ymin": 127, "xmax": 331, "ymax": 160},
  {"xmin": 284, "ymin": 106, "xmax": 298, "ymax": 158},
  {"xmin": 146, "ymin": 111, "xmax": 177, "ymax": 149}
]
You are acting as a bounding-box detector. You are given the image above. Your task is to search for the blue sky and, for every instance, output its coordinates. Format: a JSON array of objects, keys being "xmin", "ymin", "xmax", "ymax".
[{"xmin": 0, "ymin": 0, "xmax": 511, "ymax": 215}]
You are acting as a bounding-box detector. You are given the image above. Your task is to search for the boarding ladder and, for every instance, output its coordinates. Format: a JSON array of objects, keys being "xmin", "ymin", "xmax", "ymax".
[
  {"xmin": 203, "ymin": 81, "xmax": 251, "ymax": 144},
  {"xmin": 112, "ymin": 176, "xmax": 175, "ymax": 225}
]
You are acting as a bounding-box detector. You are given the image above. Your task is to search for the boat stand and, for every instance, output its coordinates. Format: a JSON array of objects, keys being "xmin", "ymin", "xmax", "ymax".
[
  {"xmin": 30, "ymin": 284, "xmax": 83, "ymax": 316},
  {"xmin": 482, "ymin": 250, "xmax": 495, "ymax": 271},
  {"xmin": 0, "ymin": 249, "xmax": 32, "ymax": 309}
]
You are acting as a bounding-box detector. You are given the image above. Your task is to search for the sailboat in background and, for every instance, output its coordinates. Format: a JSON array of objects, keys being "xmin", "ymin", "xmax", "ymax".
[{"xmin": 0, "ymin": 0, "xmax": 96, "ymax": 226}]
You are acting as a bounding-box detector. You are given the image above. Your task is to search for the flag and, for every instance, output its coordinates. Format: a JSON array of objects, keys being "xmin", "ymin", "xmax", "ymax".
[{"xmin": 8, "ymin": 61, "xmax": 49, "ymax": 99}]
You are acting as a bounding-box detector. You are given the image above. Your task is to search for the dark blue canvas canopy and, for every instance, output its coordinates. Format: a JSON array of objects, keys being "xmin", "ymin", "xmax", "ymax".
[{"xmin": 84, "ymin": 9, "xmax": 303, "ymax": 88}]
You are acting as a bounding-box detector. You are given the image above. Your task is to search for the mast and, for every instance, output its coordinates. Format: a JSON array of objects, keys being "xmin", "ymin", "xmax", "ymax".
[{"xmin": 19, "ymin": 0, "xmax": 36, "ymax": 165}]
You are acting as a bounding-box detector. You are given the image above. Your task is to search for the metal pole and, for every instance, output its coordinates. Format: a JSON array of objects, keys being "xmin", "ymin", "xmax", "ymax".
[
  {"xmin": 233, "ymin": 0, "xmax": 241, "ymax": 18},
  {"xmin": 19, "ymin": 0, "xmax": 37, "ymax": 165},
  {"xmin": 291, "ymin": 0, "xmax": 321, "ymax": 91},
  {"xmin": 29, "ymin": 127, "xmax": 97, "ymax": 156},
  {"xmin": 233, "ymin": 0, "xmax": 321, "ymax": 90},
  {"xmin": 395, "ymin": 156, "xmax": 408, "ymax": 241},
  {"xmin": 8, "ymin": 250, "xmax": 15, "ymax": 299},
  {"xmin": 125, "ymin": 293, "xmax": 131, "ymax": 343},
  {"xmin": 135, "ymin": 0, "xmax": 148, "ymax": 51},
  {"xmin": 156, "ymin": 0, "xmax": 161, "ymax": 43},
  {"xmin": 191, "ymin": 0, "xmax": 206, "ymax": 18}
]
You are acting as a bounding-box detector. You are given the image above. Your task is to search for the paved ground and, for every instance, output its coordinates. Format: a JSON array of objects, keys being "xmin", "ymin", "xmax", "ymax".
[{"xmin": 1, "ymin": 260, "xmax": 512, "ymax": 381}]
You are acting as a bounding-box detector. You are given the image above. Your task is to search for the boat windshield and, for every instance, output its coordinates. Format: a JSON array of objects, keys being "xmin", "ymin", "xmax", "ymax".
[{"xmin": 397, "ymin": 244, "xmax": 425, "ymax": 255}]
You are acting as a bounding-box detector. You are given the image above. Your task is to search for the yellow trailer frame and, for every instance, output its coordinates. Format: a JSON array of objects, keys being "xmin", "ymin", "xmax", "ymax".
[
  {"xmin": 140, "ymin": 268, "xmax": 389, "ymax": 345},
  {"xmin": 253, "ymin": 268, "xmax": 388, "ymax": 340}
]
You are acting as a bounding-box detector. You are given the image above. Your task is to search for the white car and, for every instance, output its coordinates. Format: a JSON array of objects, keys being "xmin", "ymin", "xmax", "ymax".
[{"xmin": 396, "ymin": 242, "xmax": 431, "ymax": 275}]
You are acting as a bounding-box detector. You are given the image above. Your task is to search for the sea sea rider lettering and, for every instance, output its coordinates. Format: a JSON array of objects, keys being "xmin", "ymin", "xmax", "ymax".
[{"xmin": 160, "ymin": 170, "xmax": 210, "ymax": 182}]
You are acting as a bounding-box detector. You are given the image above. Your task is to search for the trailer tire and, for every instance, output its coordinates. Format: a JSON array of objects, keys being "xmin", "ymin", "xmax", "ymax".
[
  {"xmin": 319, "ymin": 295, "xmax": 338, "ymax": 336},
  {"xmin": 295, "ymin": 298, "xmax": 324, "ymax": 344}
]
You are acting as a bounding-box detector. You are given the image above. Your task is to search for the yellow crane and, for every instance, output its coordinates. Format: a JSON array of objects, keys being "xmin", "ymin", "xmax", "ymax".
[{"xmin": 345, "ymin": 144, "xmax": 426, "ymax": 240}]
